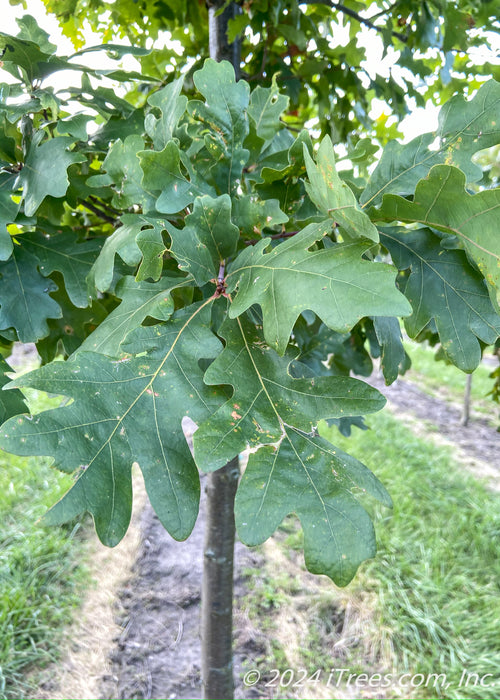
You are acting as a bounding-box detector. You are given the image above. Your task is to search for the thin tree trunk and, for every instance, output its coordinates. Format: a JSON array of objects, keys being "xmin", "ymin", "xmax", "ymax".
[
  {"xmin": 461, "ymin": 373, "xmax": 473, "ymax": 426},
  {"xmin": 207, "ymin": 1, "xmax": 242, "ymax": 76},
  {"xmin": 201, "ymin": 456, "xmax": 240, "ymax": 699},
  {"xmin": 202, "ymin": 4, "xmax": 241, "ymax": 699}
]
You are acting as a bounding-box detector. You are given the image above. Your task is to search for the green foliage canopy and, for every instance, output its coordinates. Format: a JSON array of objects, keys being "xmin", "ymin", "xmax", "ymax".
[
  {"xmin": 9, "ymin": 0, "xmax": 500, "ymax": 141},
  {"xmin": 0, "ymin": 9, "xmax": 499, "ymax": 584}
]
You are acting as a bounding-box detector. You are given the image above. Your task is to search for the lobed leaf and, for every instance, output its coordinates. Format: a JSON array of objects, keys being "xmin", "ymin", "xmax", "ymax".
[
  {"xmin": 0, "ymin": 302, "xmax": 222, "ymax": 545},
  {"xmin": 187, "ymin": 59, "xmax": 250, "ymax": 192},
  {"xmin": 361, "ymin": 79, "xmax": 500, "ymax": 207},
  {"xmin": 78, "ymin": 275, "xmax": 189, "ymax": 357},
  {"xmin": 235, "ymin": 426, "xmax": 391, "ymax": 586},
  {"xmin": 303, "ymin": 136, "xmax": 379, "ymax": 243},
  {"xmin": 0, "ymin": 356, "xmax": 26, "ymax": 424},
  {"xmin": 194, "ymin": 313, "xmax": 385, "ymax": 472},
  {"xmin": 380, "ymin": 227, "xmax": 500, "ymax": 372},
  {"xmin": 22, "ymin": 230, "xmax": 101, "ymax": 308},
  {"xmin": 0, "ymin": 246, "xmax": 61, "ymax": 342},
  {"xmin": 231, "ymin": 195, "xmax": 288, "ymax": 236},
  {"xmin": 372, "ymin": 316, "xmax": 409, "ymax": 385},
  {"xmin": 374, "ymin": 166, "xmax": 500, "ymax": 302},
  {"xmin": 17, "ymin": 134, "xmax": 85, "ymax": 217},
  {"xmin": 88, "ymin": 135, "xmax": 157, "ymax": 212},
  {"xmin": 227, "ymin": 221, "xmax": 412, "ymax": 354},
  {"xmin": 89, "ymin": 214, "xmax": 166, "ymax": 294},
  {"xmin": 166, "ymin": 194, "xmax": 239, "ymax": 285},
  {"xmin": 145, "ymin": 77, "xmax": 187, "ymax": 151},
  {"xmin": 247, "ymin": 74, "xmax": 289, "ymax": 142},
  {"xmin": 0, "ymin": 172, "xmax": 20, "ymax": 260},
  {"xmin": 139, "ymin": 141, "xmax": 216, "ymax": 214}
]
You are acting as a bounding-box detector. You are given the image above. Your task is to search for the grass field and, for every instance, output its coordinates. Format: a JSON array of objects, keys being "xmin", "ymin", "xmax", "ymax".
[
  {"xmin": 402, "ymin": 341, "xmax": 498, "ymax": 424},
  {"xmin": 323, "ymin": 410, "xmax": 500, "ymax": 699},
  {"xmin": 241, "ymin": 408, "xmax": 500, "ymax": 700},
  {"xmin": 0, "ymin": 382, "xmax": 89, "ymax": 700}
]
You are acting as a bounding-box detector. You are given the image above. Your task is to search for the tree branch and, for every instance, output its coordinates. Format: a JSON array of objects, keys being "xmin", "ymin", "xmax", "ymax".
[
  {"xmin": 302, "ymin": 0, "xmax": 408, "ymax": 42},
  {"xmin": 245, "ymin": 230, "xmax": 300, "ymax": 246},
  {"xmin": 88, "ymin": 195, "xmax": 121, "ymax": 216},
  {"xmin": 80, "ymin": 199, "xmax": 117, "ymax": 224}
]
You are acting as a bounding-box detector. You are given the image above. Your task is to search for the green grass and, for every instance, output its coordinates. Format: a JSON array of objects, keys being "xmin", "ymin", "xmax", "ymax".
[
  {"xmin": 320, "ymin": 410, "xmax": 500, "ymax": 699},
  {"xmin": 403, "ymin": 341, "xmax": 498, "ymax": 422},
  {"xmin": 0, "ymin": 386, "xmax": 89, "ymax": 699}
]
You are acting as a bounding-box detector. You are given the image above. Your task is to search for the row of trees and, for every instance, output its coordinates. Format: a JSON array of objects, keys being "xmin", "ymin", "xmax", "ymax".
[{"xmin": 1, "ymin": 1, "xmax": 499, "ymax": 697}]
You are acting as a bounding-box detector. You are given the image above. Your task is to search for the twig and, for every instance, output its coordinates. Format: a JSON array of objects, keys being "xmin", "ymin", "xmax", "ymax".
[
  {"xmin": 80, "ymin": 199, "xmax": 117, "ymax": 224},
  {"xmin": 88, "ymin": 195, "xmax": 121, "ymax": 216},
  {"xmin": 245, "ymin": 230, "xmax": 299, "ymax": 246}
]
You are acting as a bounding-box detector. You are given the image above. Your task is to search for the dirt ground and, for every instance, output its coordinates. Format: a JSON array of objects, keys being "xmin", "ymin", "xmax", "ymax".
[{"xmin": 31, "ymin": 371, "xmax": 500, "ymax": 700}]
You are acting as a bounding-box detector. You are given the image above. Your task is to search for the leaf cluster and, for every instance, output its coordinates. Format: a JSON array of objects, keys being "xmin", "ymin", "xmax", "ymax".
[{"xmin": 0, "ymin": 17, "xmax": 499, "ymax": 583}]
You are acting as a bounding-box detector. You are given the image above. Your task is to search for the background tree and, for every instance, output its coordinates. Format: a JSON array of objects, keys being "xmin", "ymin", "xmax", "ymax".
[
  {"xmin": 10, "ymin": 0, "xmax": 500, "ymax": 140},
  {"xmin": 1, "ymin": 1, "xmax": 500, "ymax": 698}
]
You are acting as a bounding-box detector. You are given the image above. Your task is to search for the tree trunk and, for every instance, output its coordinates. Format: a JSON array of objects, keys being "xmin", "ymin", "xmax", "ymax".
[
  {"xmin": 461, "ymin": 373, "xmax": 473, "ymax": 426},
  {"xmin": 202, "ymin": 5, "xmax": 241, "ymax": 699},
  {"xmin": 201, "ymin": 456, "xmax": 240, "ymax": 699},
  {"xmin": 207, "ymin": 1, "xmax": 242, "ymax": 76}
]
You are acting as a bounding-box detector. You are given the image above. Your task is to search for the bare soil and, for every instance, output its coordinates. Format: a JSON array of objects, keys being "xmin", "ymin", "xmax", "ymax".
[{"xmin": 94, "ymin": 375, "xmax": 499, "ymax": 700}]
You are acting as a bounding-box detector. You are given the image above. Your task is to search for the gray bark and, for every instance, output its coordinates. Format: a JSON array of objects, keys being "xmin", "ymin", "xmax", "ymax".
[
  {"xmin": 201, "ymin": 456, "xmax": 240, "ymax": 700},
  {"xmin": 207, "ymin": 1, "xmax": 242, "ymax": 76},
  {"xmin": 461, "ymin": 373, "xmax": 473, "ymax": 426}
]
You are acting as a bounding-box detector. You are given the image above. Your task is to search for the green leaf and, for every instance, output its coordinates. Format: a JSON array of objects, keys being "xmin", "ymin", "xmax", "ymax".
[
  {"xmin": 292, "ymin": 316, "xmax": 343, "ymax": 377},
  {"xmin": 18, "ymin": 134, "xmax": 85, "ymax": 217},
  {"xmin": 145, "ymin": 78, "xmax": 188, "ymax": 151},
  {"xmin": 79, "ymin": 275, "xmax": 188, "ymax": 356},
  {"xmin": 187, "ymin": 59, "xmax": 250, "ymax": 191},
  {"xmin": 138, "ymin": 141, "xmax": 215, "ymax": 214},
  {"xmin": 194, "ymin": 313, "xmax": 386, "ymax": 472},
  {"xmin": 303, "ymin": 136, "xmax": 379, "ymax": 243},
  {"xmin": 372, "ymin": 316, "xmax": 409, "ymax": 384},
  {"xmin": 0, "ymin": 172, "xmax": 19, "ymax": 260},
  {"xmin": 70, "ymin": 43, "xmax": 151, "ymax": 59},
  {"xmin": 380, "ymin": 227, "xmax": 500, "ymax": 372},
  {"xmin": 248, "ymin": 74, "xmax": 289, "ymax": 142},
  {"xmin": 0, "ymin": 356, "xmax": 26, "ymax": 424},
  {"xmin": 15, "ymin": 15, "xmax": 57, "ymax": 55},
  {"xmin": 166, "ymin": 195, "xmax": 239, "ymax": 285},
  {"xmin": 0, "ymin": 246, "xmax": 61, "ymax": 342},
  {"xmin": 55, "ymin": 114, "xmax": 93, "ymax": 140},
  {"xmin": 231, "ymin": 195, "xmax": 288, "ymax": 236},
  {"xmin": 235, "ymin": 426, "xmax": 391, "ymax": 586},
  {"xmin": 0, "ymin": 31, "xmax": 71, "ymax": 83},
  {"xmin": 36, "ymin": 287, "xmax": 108, "ymax": 363},
  {"xmin": 227, "ymin": 12, "xmax": 249, "ymax": 43},
  {"xmin": 227, "ymin": 221, "xmax": 412, "ymax": 354},
  {"xmin": 21, "ymin": 230, "xmax": 101, "ymax": 308},
  {"xmin": 89, "ymin": 135, "xmax": 157, "ymax": 212},
  {"xmin": 374, "ymin": 166, "xmax": 500, "ymax": 300},
  {"xmin": 0, "ymin": 301, "xmax": 222, "ymax": 545},
  {"xmin": 361, "ymin": 79, "xmax": 500, "ymax": 207},
  {"xmin": 89, "ymin": 214, "xmax": 164, "ymax": 294},
  {"xmin": 135, "ymin": 218, "xmax": 168, "ymax": 282},
  {"xmin": 259, "ymin": 129, "xmax": 312, "ymax": 184}
]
